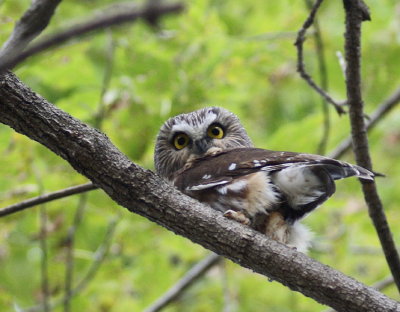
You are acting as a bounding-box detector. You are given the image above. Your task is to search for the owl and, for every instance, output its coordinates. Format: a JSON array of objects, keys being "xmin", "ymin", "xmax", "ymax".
[{"xmin": 154, "ymin": 107, "xmax": 374, "ymax": 252}]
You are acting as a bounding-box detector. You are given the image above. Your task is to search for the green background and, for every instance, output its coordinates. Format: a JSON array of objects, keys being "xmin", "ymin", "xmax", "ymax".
[{"xmin": 0, "ymin": 0, "xmax": 399, "ymax": 311}]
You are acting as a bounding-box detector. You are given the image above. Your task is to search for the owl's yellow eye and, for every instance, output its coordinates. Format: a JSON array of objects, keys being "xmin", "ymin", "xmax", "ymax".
[
  {"xmin": 207, "ymin": 124, "xmax": 224, "ymax": 139},
  {"xmin": 173, "ymin": 133, "xmax": 190, "ymax": 150}
]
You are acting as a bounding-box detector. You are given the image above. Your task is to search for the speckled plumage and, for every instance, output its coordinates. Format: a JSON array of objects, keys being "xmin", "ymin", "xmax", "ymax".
[{"xmin": 154, "ymin": 107, "xmax": 374, "ymax": 252}]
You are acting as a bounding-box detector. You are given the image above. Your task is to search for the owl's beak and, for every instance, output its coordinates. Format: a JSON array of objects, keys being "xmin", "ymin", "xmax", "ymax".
[{"xmin": 193, "ymin": 139, "xmax": 209, "ymax": 155}]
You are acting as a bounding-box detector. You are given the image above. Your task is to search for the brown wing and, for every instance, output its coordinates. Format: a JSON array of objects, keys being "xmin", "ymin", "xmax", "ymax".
[{"xmin": 172, "ymin": 147, "xmax": 373, "ymax": 192}]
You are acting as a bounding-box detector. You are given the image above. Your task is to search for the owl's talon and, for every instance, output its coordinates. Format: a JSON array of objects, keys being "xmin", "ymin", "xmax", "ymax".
[{"xmin": 223, "ymin": 210, "xmax": 250, "ymax": 225}]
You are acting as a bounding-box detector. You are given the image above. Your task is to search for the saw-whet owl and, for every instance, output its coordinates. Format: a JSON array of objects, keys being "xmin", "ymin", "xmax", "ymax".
[{"xmin": 154, "ymin": 107, "xmax": 374, "ymax": 252}]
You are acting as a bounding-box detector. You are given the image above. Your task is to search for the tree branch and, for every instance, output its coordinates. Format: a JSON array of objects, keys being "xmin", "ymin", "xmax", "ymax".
[
  {"xmin": 0, "ymin": 72, "xmax": 398, "ymax": 312},
  {"xmin": 343, "ymin": 0, "xmax": 400, "ymax": 292},
  {"xmin": 35, "ymin": 176, "xmax": 50, "ymax": 312},
  {"xmin": 0, "ymin": 0, "xmax": 62, "ymax": 63},
  {"xmin": 0, "ymin": 182, "xmax": 96, "ymax": 217},
  {"xmin": 0, "ymin": 2, "xmax": 184, "ymax": 73},
  {"xmin": 295, "ymin": 0, "xmax": 346, "ymax": 115},
  {"xmin": 63, "ymin": 194, "xmax": 87, "ymax": 312}
]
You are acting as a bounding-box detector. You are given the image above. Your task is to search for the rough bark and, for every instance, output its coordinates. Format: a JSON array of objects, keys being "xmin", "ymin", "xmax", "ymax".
[{"xmin": 0, "ymin": 72, "xmax": 399, "ymax": 311}]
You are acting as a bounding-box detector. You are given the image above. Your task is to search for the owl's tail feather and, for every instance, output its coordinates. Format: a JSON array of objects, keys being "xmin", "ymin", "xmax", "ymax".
[{"xmin": 322, "ymin": 163, "xmax": 374, "ymax": 181}]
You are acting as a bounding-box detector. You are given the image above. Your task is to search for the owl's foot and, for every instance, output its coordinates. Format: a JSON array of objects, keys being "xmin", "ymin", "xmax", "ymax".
[{"xmin": 223, "ymin": 210, "xmax": 251, "ymax": 225}]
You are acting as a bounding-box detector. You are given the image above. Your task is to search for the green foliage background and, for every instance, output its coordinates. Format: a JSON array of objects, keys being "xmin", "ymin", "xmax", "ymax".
[{"xmin": 1, "ymin": 0, "xmax": 400, "ymax": 311}]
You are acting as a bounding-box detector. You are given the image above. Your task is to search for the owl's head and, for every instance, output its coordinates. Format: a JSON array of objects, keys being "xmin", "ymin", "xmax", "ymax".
[{"xmin": 154, "ymin": 107, "xmax": 253, "ymax": 179}]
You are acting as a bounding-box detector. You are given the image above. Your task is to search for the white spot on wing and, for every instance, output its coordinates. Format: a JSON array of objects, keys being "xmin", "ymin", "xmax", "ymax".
[
  {"xmin": 228, "ymin": 163, "xmax": 237, "ymax": 171},
  {"xmin": 202, "ymin": 174, "xmax": 211, "ymax": 179},
  {"xmin": 186, "ymin": 180, "xmax": 229, "ymax": 191},
  {"xmin": 217, "ymin": 180, "xmax": 247, "ymax": 195}
]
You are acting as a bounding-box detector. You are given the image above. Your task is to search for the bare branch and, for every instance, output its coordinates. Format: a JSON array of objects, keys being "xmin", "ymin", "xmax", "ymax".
[
  {"xmin": 0, "ymin": 182, "xmax": 96, "ymax": 217},
  {"xmin": 63, "ymin": 194, "xmax": 87, "ymax": 312},
  {"xmin": 0, "ymin": 0, "xmax": 62, "ymax": 63},
  {"xmin": 144, "ymin": 253, "xmax": 221, "ymax": 312},
  {"xmin": 373, "ymin": 276, "xmax": 395, "ymax": 291},
  {"xmin": 33, "ymin": 172, "xmax": 50, "ymax": 312},
  {"xmin": 0, "ymin": 73, "xmax": 398, "ymax": 312},
  {"xmin": 0, "ymin": 2, "xmax": 184, "ymax": 73},
  {"xmin": 336, "ymin": 50, "xmax": 347, "ymax": 78},
  {"xmin": 342, "ymin": 0, "xmax": 400, "ymax": 292},
  {"xmin": 330, "ymin": 86, "xmax": 400, "ymax": 159},
  {"xmin": 93, "ymin": 30, "xmax": 116, "ymax": 130},
  {"xmin": 295, "ymin": 0, "xmax": 347, "ymax": 115}
]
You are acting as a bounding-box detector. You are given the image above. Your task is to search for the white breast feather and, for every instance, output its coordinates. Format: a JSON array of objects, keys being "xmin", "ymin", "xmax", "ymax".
[{"xmin": 287, "ymin": 222, "xmax": 313, "ymax": 253}]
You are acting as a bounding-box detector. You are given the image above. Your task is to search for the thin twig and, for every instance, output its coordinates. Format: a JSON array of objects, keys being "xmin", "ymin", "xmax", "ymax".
[
  {"xmin": 23, "ymin": 216, "xmax": 120, "ymax": 312},
  {"xmin": 93, "ymin": 30, "xmax": 116, "ymax": 129},
  {"xmin": 0, "ymin": 2, "xmax": 184, "ymax": 73},
  {"xmin": 61, "ymin": 216, "xmax": 119, "ymax": 307},
  {"xmin": 329, "ymin": 86, "xmax": 400, "ymax": 159},
  {"xmin": 295, "ymin": 0, "xmax": 346, "ymax": 115},
  {"xmin": 63, "ymin": 194, "xmax": 87, "ymax": 312},
  {"xmin": 372, "ymin": 276, "xmax": 395, "ymax": 291},
  {"xmin": 144, "ymin": 253, "xmax": 222, "ymax": 312},
  {"xmin": 343, "ymin": 0, "xmax": 400, "ymax": 292},
  {"xmin": 39, "ymin": 206, "xmax": 50, "ymax": 312},
  {"xmin": 304, "ymin": 0, "xmax": 331, "ymax": 155},
  {"xmin": 0, "ymin": 182, "xmax": 97, "ymax": 217},
  {"xmin": 335, "ymin": 51, "xmax": 346, "ymax": 78},
  {"xmin": 0, "ymin": 0, "xmax": 62, "ymax": 63},
  {"xmin": 34, "ymin": 171, "xmax": 50, "ymax": 312}
]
